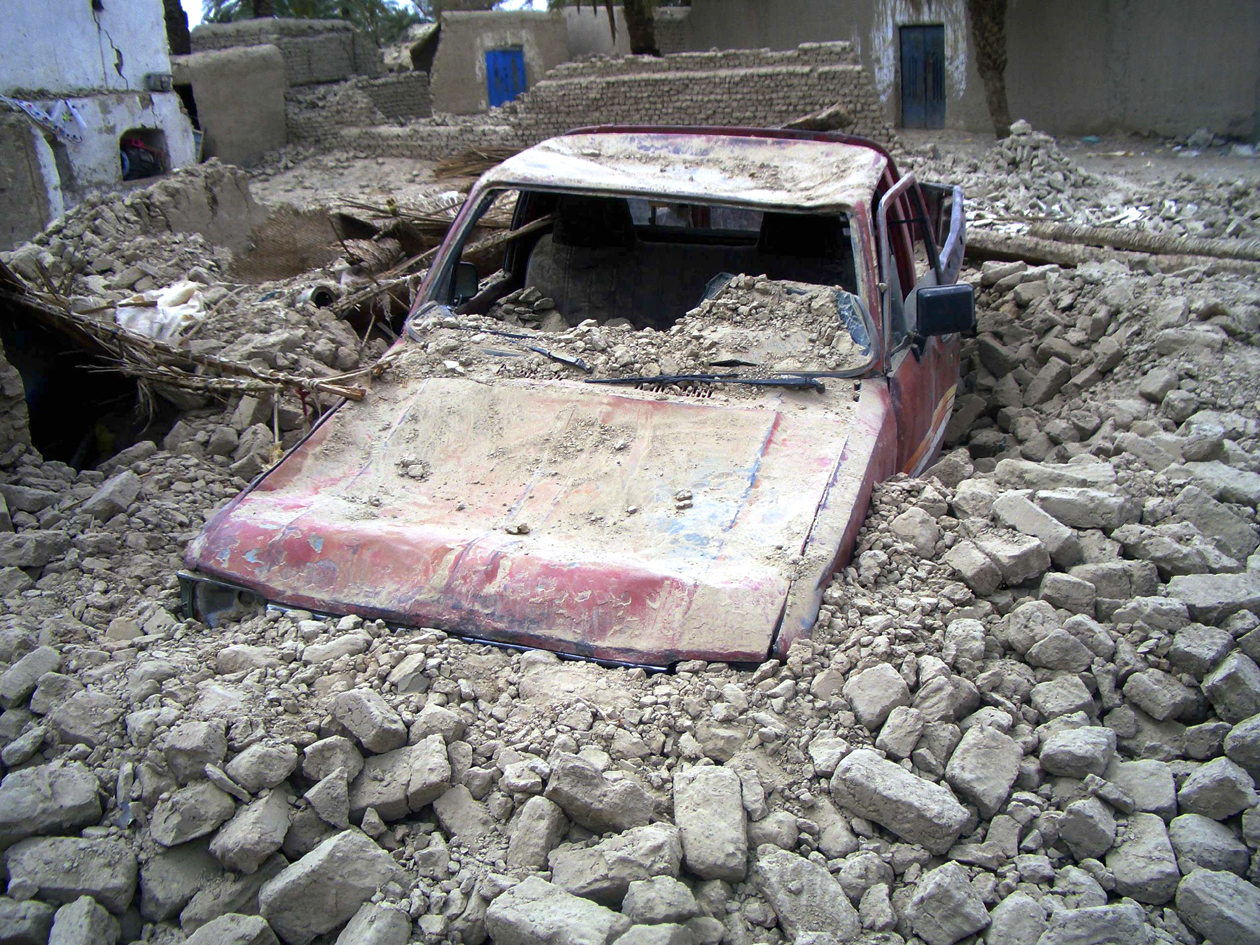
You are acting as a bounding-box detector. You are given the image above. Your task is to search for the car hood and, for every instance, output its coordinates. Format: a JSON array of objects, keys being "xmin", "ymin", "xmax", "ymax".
[{"xmin": 187, "ymin": 376, "xmax": 865, "ymax": 665}]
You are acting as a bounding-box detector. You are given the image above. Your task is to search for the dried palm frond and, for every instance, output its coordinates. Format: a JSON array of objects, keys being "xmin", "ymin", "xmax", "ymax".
[
  {"xmin": 433, "ymin": 147, "xmax": 523, "ymax": 180},
  {"xmin": 340, "ymin": 237, "xmax": 406, "ymax": 274},
  {"xmin": 0, "ymin": 260, "xmax": 374, "ymax": 411},
  {"xmin": 328, "ymin": 213, "xmax": 555, "ymax": 322}
]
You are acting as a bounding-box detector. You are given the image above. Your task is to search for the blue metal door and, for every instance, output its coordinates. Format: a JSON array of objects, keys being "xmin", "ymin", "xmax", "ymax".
[
  {"xmin": 486, "ymin": 48, "xmax": 527, "ymax": 108},
  {"xmin": 899, "ymin": 25, "xmax": 945, "ymax": 129}
]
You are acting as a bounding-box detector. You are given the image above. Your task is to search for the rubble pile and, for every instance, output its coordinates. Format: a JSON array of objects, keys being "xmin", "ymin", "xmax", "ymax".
[
  {"xmin": 3, "ymin": 162, "xmax": 255, "ymax": 291},
  {"xmin": 802, "ymin": 257, "xmax": 1260, "ymax": 943},
  {"xmin": 402, "ymin": 275, "xmax": 871, "ymax": 389},
  {"xmin": 2, "ymin": 132, "xmax": 1260, "ymax": 945},
  {"xmin": 0, "ymin": 163, "xmax": 386, "ymax": 415},
  {"xmin": 904, "ymin": 121, "xmax": 1108, "ymax": 228},
  {"xmin": 1143, "ymin": 173, "xmax": 1260, "ymax": 241},
  {"xmin": 975, "ymin": 121, "xmax": 1102, "ymax": 219},
  {"xmin": 905, "ymin": 121, "xmax": 1260, "ymax": 241}
]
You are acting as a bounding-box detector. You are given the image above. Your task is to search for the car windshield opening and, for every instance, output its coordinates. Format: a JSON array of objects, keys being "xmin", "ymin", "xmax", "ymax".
[{"xmin": 414, "ymin": 189, "xmax": 876, "ymax": 385}]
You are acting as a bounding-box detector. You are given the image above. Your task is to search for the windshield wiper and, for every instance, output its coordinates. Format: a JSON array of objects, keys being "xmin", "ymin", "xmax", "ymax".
[
  {"xmin": 409, "ymin": 318, "xmax": 593, "ymax": 373},
  {"xmin": 454, "ymin": 325, "xmax": 593, "ymax": 373},
  {"xmin": 587, "ymin": 374, "xmax": 825, "ymax": 392}
]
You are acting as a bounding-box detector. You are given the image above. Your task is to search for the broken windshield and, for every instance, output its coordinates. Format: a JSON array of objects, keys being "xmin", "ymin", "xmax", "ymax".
[{"xmin": 406, "ymin": 188, "xmax": 878, "ymax": 392}]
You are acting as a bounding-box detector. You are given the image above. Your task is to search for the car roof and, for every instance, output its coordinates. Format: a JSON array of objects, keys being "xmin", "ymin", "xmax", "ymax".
[{"xmin": 479, "ymin": 127, "xmax": 891, "ymax": 213}]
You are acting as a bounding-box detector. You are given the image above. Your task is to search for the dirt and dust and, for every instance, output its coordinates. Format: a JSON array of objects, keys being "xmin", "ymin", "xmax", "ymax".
[
  {"xmin": 902, "ymin": 121, "xmax": 1260, "ymax": 240},
  {"xmin": 249, "ymin": 151, "xmax": 450, "ymax": 210},
  {"xmin": 395, "ymin": 275, "xmax": 872, "ymax": 393},
  {"xmin": 2, "ymin": 120, "xmax": 1260, "ymax": 945}
]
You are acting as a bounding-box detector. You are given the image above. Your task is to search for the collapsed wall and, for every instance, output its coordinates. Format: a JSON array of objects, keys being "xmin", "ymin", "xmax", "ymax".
[
  {"xmin": 510, "ymin": 41, "xmax": 896, "ymax": 145},
  {"xmin": 285, "ymin": 72, "xmax": 433, "ymax": 146},
  {"xmin": 190, "ymin": 18, "xmax": 383, "ymax": 87},
  {"xmin": 352, "ymin": 41, "xmax": 896, "ymax": 160}
]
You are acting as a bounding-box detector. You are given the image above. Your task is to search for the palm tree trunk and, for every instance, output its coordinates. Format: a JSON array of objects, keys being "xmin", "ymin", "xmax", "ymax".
[
  {"xmin": 966, "ymin": 0, "xmax": 1011, "ymax": 137},
  {"xmin": 623, "ymin": 0, "xmax": 660, "ymax": 56},
  {"xmin": 163, "ymin": 0, "xmax": 192, "ymax": 54}
]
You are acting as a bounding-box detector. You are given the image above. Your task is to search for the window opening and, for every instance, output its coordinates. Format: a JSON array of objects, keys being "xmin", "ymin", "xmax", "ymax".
[{"xmin": 119, "ymin": 128, "xmax": 167, "ymax": 181}]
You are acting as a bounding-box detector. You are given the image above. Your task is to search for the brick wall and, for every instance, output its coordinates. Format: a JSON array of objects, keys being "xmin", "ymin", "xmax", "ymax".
[
  {"xmin": 190, "ymin": 18, "xmax": 382, "ymax": 86},
  {"xmin": 509, "ymin": 42, "xmax": 895, "ymax": 144},
  {"xmin": 286, "ymin": 72, "xmax": 431, "ymax": 145},
  {"xmin": 294, "ymin": 42, "xmax": 895, "ymax": 160}
]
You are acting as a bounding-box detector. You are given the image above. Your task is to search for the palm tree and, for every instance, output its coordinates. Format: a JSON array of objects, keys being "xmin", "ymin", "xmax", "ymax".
[
  {"xmin": 966, "ymin": 0, "xmax": 1011, "ymax": 137},
  {"xmin": 202, "ymin": 0, "xmax": 242, "ymax": 22},
  {"xmin": 342, "ymin": 0, "xmax": 421, "ymax": 44},
  {"xmin": 205, "ymin": 0, "xmax": 420, "ymax": 43},
  {"xmin": 558, "ymin": 0, "xmax": 661, "ymax": 55},
  {"xmin": 164, "ymin": 0, "xmax": 192, "ymax": 53},
  {"xmin": 427, "ymin": 0, "xmax": 503, "ymax": 13},
  {"xmin": 622, "ymin": 0, "xmax": 658, "ymax": 55}
]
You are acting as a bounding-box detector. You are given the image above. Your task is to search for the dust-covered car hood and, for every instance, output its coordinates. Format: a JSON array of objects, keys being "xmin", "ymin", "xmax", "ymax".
[{"xmin": 185, "ymin": 375, "xmax": 872, "ymax": 666}]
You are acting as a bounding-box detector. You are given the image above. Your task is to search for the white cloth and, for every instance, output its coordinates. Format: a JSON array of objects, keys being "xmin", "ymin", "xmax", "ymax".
[{"xmin": 115, "ymin": 281, "xmax": 206, "ymax": 341}]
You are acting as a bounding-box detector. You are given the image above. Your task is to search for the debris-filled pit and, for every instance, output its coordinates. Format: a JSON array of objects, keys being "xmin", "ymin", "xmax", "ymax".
[
  {"xmin": 1, "ymin": 120, "xmax": 1260, "ymax": 945},
  {"xmin": 0, "ymin": 315, "xmax": 174, "ymax": 469}
]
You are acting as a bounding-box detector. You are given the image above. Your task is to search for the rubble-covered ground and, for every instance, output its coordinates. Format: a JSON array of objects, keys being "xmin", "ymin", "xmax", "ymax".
[
  {"xmin": 902, "ymin": 121, "xmax": 1260, "ymax": 239},
  {"xmin": 1, "ymin": 124, "xmax": 1260, "ymax": 945}
]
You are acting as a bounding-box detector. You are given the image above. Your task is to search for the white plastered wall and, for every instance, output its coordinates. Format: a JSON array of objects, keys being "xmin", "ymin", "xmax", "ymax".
[
  {"xmin": 1, "ymin": 0, "xmax": 195, "ymax": 241},
  {"xmin": 44, "ymin": 92, "xmax": 197, "ymax": 193},
  {"xmin": 2, "ymin": 0, "xmax": 174, "ymax": 94}
]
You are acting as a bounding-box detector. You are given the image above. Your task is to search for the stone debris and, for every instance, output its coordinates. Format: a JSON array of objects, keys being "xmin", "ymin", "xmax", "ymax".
[
  {"xmin": 484, "ymin": 876, "xmax": 629, "ymax": 945},
  {"xmin": 150, "ymin": 781, "xmax": 237, "ymax": 847},
  {"xmin": 673, "ymin": 765, "xmax": 747, "ymax": 881},
  {"xmin": 257, "ymin": 830, "xmax": 403, "ymax": 944},
  {"xmin": 5, "ymin": 836, "xmax": 137, "ymax": 913},
  {"xmin": 544, "ymin": 752, "xmax": 654, "ymax": 834},
  {"xmin": 831, "ymin": 748, "xmax": 968, "ymax": 853},
  {"xmin": 349, "ymin": 735, "xmax": 451, "ymax": 822},
  {"xmin": 753, "ymin": 847, "xmax": 859, "ymax": 942},
  {"xmin": 0, "ymin": 124, "xmax": 1259, "ymax": 945},
  {"xmin": 0, "ymin": 761, "xmax": 101, "ymax": 849},
  {"xmin": 334, "ymin": 903, "xmax": 410, "ymax": 945},
  {"xmin": 0, "ymin": 897, "xmax": 56, "ymax": 945},
  {"xmin": 185, "ymin": 914, "xmax": 279, "ymax": 945},
  {"xmin": 47, "ymin": 895, "xmax": 120, "ymax": 945},
  {"xmin": 905, "ymin": 861, "xmax": 990, "ymax": 945},
  {"xmin": 548, "ymin": 823, "xmax": 682, "ymax": 905},
  {"xmin": 906, "ymin": 118, "xmax": 1260, "ymax": 241}
]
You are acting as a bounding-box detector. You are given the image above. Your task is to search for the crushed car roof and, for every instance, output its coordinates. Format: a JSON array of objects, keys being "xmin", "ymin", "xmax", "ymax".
[{"xmin": 481, "ymin": 130, "xmax": 890, "ymax": 213}]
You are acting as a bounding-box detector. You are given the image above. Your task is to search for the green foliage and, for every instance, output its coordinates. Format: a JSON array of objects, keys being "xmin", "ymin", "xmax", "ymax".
[
  {"xmin": 202, "ymin": 0, "xmax": 245, "ymax": 22},
  {"xmin": 341, "ymin": 0, "xmax": 422, "ymax": 44},
  {"xmin": 202, "ymin": 0, "xmax": 422, "ymax": 44}
]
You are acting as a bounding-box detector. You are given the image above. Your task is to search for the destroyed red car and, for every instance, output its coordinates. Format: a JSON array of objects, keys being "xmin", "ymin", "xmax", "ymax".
[{"xmin": 182, "ymin": 126, "xmax": 973, "ymax": 668}]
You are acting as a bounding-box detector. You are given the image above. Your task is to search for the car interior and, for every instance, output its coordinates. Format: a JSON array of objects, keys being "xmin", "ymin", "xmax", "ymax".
[{"xmin": 448, "ymin": 190, "xmax": 861, "ymax": 332}]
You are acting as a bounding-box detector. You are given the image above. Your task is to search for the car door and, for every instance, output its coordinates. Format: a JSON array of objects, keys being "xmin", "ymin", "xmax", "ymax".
[{"xmin": 876, "ymin": 174, "xmax": 958, "ymax": 475}]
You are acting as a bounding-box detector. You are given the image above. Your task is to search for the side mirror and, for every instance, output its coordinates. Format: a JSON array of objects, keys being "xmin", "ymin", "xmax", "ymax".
[
  {"xmin": 916, "ymin": 283, "xmax": 975, "ymax": 336},
  {"xmin": 453, "ymin": 261, "xmax": 479, "ymax": 303}
]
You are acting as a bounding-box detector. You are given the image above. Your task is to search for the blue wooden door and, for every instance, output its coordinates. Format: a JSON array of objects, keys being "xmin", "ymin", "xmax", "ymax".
[
  {"xmin": 486, "ymin": 48, "xmax": 527, "ymax": 108},
  {"xmin": 899, "ymin": 25, "xmax": 945, "ymax": 129}
]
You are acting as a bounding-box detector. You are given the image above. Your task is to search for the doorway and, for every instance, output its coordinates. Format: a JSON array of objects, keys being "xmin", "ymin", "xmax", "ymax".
[
  {"xmin": 900, "ymin": 25, "xmax": 945, "ymax": 129},
  {"xmin": 485, "ymin": 48, "xmax": 527, "ymax": 108}
]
